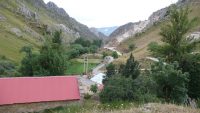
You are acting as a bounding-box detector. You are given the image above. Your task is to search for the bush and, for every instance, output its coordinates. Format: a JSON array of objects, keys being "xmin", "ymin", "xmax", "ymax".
[
  {"xmin": 150, "ymin": 61, "xmax": 189, "ymax": 104},
  {"xmin": 133, "ymin": 74, "xmax": 160, "ymax": 103},
  {"xmin": 100, "ymin": 76, "xmax": 135, "ymax": 103},
  {"xmin": 112, "ymin": 51, "xmax": 118, "ymax": 59},
  {"xmin": 84, "ymin": 93, "xmax": 92, "ymax": 100},
  {"xmin": 90, "ymin": 84, "xmax": 98, "ymax": 93}
]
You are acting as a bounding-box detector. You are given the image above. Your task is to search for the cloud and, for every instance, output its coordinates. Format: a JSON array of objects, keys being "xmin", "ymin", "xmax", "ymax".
[{"xmin": 43, "ymin": 0, "xmax": 178, "ymax": 27}]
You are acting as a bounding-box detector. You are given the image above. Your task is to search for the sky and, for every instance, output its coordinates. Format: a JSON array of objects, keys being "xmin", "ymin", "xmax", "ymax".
[{"xmin": 43, "ymin": 0, "xmax": 178, "ymax": 28}]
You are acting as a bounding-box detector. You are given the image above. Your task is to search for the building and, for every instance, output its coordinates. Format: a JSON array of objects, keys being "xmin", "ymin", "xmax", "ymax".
[{"xmin": 0, "ymin": 76, "xmax": 80, "ymax": 113}]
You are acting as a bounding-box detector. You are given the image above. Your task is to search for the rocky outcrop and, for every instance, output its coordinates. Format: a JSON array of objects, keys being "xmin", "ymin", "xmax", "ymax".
[
  {"xmin": 10, "ymin": 28, "xmax": 22, "ymax": 37},
  {"xmin": 187, "ymin": 32, "xmax": 200, "ymax": 42},
  {"xmin": 46, "ymin": 2, "xmax": 69, "ymax": 18},
  {"xmin": 0, "ymin": 14, "xmax": 6, "ymax": 21},
  {"xmin": 109, "ymin": 20, "xmax": 149, "ymax": 43},
  {"xmin": 108, "ymin": 3, "xmax": 170, "ymax": 46}
]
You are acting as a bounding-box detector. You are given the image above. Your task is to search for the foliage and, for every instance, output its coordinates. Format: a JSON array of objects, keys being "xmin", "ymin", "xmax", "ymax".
[
  {"xmin": 84, "ymin": 93, "xmax": 92, "ymax": 100},
  {"xmin": 0, "ymin": 57, "xmax": 19, "ymax": 77},
  {"xmin": 68, "ymin": 38, "xmax": 102, "ymax": 59},
  {"xmin": 102, "ymin": 52, "xmax": 108, "ymax": 59},
  {"xmin": 180, "ymin": 54, "xmax": 200, "ymax": 99},
  {"xmin": 104, "ymin": 63, "xmax": 116, "ymax": 83},
  {"xmin": 122, "ymin": 53, "xmax": 140, "ymax": 80},
  {"xmin": 129, "ymin": 44, "xmax": 136, "ymax": 51},
  {"xmin": 100, "ymin": 76, "xmax": 135, "ymax": 103},
  {"xmin": 148, "ymin": 6, "xmax": 200, "ymax": 100},
  {"xmin": 149, "ymin": 6, "xmax": 198, "ymax": 62},
  {"xmin": 112, "ymin": 51, "xmax": 118, "ymax": 59},
  {"xmin": 150, "ymin": 61, "xmax": 189, "ymax": 104},
  {"xmin": 20, "ymin": 31, "xmax": 67, "ymax": 76},
  {"xmin": 19, "ymin": 46, "xmax": 36, "ymax": 76},
  {"xmin": 90, "ymin": 84, "xmax": 98, "ymax": 93},
  {"xmin": 133, "ymin": 74, "xmax": 160, "ymax": 103}
]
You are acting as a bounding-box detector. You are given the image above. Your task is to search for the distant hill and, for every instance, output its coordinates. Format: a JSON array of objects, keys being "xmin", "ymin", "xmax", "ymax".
[
  {"xmin": 96, "ymin": 26, "xmax": 118, "ymax": 36},
  {"xmin": 0, "ymin": 0, "xmax": 100, "ymax": 62},
  {"xmin": 90, "ymin": 27, "xmax": 108, "ymax": 39}
]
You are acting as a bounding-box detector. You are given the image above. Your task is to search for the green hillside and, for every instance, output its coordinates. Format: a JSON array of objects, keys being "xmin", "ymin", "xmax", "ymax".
[
  {"xmin": 116, "ymin": 4, "xmax": 200, "ymax": 64},
  {"xmin": 0, "ymin": 0, "xmax": 98, "ymax": 63}
]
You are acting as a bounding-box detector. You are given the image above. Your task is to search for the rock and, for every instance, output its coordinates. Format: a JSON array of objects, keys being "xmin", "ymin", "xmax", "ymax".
[
  {"xmin": 0, "ymin": 14, "xmax": 6, "ymax": 21},
  {"xmin": 18, "ymin": 4, "xmax": 32, "ymax": 18},
  {"xmin": 24, "ymin": 26, "xmax": 41, "ymax": 39},
  {"xmin": 187, "ymin": 32, "xmax": 200, "ymax": 42},
  {"xmin": 46, "ymin": 2, "xmax": 69, "ymax": 17},
  {"xmin": 10, "ymin": 28, "xmax": 22, "ymax": 37},
  {"xmin": 17, "ymin": 3, "xmax": 39, "ymax": 20}
]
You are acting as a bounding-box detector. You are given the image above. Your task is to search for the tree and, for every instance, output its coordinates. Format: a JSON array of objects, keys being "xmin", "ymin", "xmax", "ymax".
[
  {"xmin": 19, "ymin": 46, "xmax": 35, "ymax": 76},
  {"xmin": 90, "ymin": 84, "xmax": 98, "ymax": 93},
  {"xmin": 19, "ymin": 31, "xmax": 67, "ymax": 76},
  {"xmin": 122, "ymin": 53, "xmax": 140, "ymax": 80},
  {"xmin": 37, "ymin": 31, "xmax": 67, "ymax": 76},
  {"xmin": 129, "ymin": 44, "xmax": 136, "ymax": 51},
  {"xmin": 100, "ymin": 76, "xmax": 135, "ymax": 103},
  {"xmin": 149, "ymin": 6, "xmax": 197, "ymax": 62},
  {"xmin": 103, "ymin": 63, "xmax": 116, "ymax": 84},
  {"xmin": 112, "ymin": 51, "xmax": 118, "ymax": 59},
  {"xmin": 151, "ymin": 61, "xmax": 189, "ymax": 104},
  {"xmin": 148, "ymin": 6, "xmax": 200, "ymax": 99}
]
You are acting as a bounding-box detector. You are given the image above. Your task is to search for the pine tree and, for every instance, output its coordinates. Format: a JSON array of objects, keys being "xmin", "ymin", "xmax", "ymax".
[{"xmin": 122, "ymin": 53, "xmax": 140, "ymax": 80}]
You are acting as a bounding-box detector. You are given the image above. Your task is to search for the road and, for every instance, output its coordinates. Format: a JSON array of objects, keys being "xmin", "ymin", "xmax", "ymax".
[{"xmin": 92, "ymin": 56, "xmax": 114, "ymax": 75}]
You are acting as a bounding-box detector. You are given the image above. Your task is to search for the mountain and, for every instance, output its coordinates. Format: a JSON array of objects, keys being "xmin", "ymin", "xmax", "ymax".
[
  {"xmin": 90, "ymin": 27, "xmax": 108, "ymax": 39},
  {"xmin": 108, "ymin": 6, "xmax": 169, "ymax": 46},
  {"xmin": 96, "ymin": 26, "xmax": 118, "ymax": 36},
  {"xmin": 116, "ymin": 0, "xmax": 200, "ymax": 61},
  {"xmin": 0, "ymin": 0, "xmax": 99, "ymax": 62}
]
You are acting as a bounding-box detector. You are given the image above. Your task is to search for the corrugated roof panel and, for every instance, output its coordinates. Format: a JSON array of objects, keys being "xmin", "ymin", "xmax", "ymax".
[{"xmin": 0, "ymin": 76, "xmax": 80, "ymax": 105}]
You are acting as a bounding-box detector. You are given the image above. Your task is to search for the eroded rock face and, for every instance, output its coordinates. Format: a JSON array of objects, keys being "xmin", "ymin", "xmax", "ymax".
[
  {"xmin": 17, "ymin": 3, "xmax": 39, "ymax": 21},
  {"xmin": 187, "ymin": 32, "xmax": 200, "ymax": 42},
  {"xmin": 46, "ymin": 2, "xmax": 69, "ymax": 18},
  {"xmin": 10, "ymin": 28, "xmax": 22, "ymax": 37},
  {"xmin": 0, "ymin": 14, "xmax": 6, "ymax": 21}
]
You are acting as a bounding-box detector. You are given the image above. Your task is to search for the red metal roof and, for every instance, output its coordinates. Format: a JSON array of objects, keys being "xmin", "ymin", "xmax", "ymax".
[{"xmin": 0, "ymin": 76, "xmax": 80, "ymax": 105}]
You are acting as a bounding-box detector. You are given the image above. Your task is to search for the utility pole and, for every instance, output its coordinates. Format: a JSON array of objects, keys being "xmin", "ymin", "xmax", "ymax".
[{"xmin": 83, "ymin": 54, "xmax": 89, "ymax": 75}]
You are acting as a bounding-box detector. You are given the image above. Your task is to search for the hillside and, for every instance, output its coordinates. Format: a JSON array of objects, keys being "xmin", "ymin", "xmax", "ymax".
[
  {"xmin": 0, "ymin": 0, "xmax": 99, "ymax": 62},
  {"xmin": 115, "ymin": 0, "xmax": 200, "ymax": 64}
]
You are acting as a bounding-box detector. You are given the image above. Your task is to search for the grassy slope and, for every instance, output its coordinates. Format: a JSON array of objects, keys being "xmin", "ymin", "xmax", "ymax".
[
  {"xmin": 0, "ymin": 1, "xmax": 41, "ymax": 63},
  {"xmin": 42, "ymin": 100, "xmax": 200, "ymax": 113},
  {"xmin": 116, "ymin": 4, "xmax": 200, "ymax": 65},
  {"xmin": 0, "ymin": 0, "xmax": 73, "ymax": 63}
]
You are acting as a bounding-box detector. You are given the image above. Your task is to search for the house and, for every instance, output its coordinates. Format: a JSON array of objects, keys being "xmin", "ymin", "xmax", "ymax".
[{"xmin": 0, "ymin": 76, "xmax": 80, "ymax": 113}]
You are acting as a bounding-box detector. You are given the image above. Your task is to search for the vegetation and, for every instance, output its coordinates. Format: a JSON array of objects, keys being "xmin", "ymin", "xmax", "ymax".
[
  {"xmin": 128, "ymin": 44, "xmax": 136, "ymax": 51},
  {"xmin": 20, "ymin": 31, "xmax": 67, "ymax": 76},
  {"xmin": 90, "ymin": 84, "xmax": 98, "ymax": 93},
  {"xmin": 122, "ymin": 53, "xmax": 140, "ymax": 80},
  {"xmin": 151, "ymin": 61, "xmax": 189, "ymax": 104},
  {"xmin": 112, "ymin": 51, "xmax": 118, "ymax": 59},
  {"xmin": 67, "ymin": 38, "xmax": 102, "ymax": 59},
  {"xmin": 0, "ymin": 56, "xmax": 19, "ymax": 77},
  {"xmin": 148, "ymin": 6, "xmax": 200, "ymax": 100},
  {"xmin": 65, "ymin": 60, "xmax": 98, "ymax": 75}
]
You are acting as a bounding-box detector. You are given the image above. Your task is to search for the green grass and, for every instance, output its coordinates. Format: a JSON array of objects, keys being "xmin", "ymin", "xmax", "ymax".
[{"xmin": 65, "ymin": 60, "xmax": 99, "ymax": 75}]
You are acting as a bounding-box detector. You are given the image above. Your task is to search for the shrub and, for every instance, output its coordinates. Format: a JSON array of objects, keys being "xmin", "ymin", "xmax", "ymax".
[
  {"xmin": 90, "ymin": 84, "xmax": 98, "ymax": 93},
  {"xmin": 100, "ymin": 76, "xmax": 135, "ymax": 103},
  {"xmin": 150, "ymin": 61, "xmax": 189, "ymax": 104},
  {"xmin": 112, "ymin": 51, "xmax": 118, "ymax": 59},
  {"xmin": 84, "ymin": 93, "xmax": 92, "ymax": 100}
]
